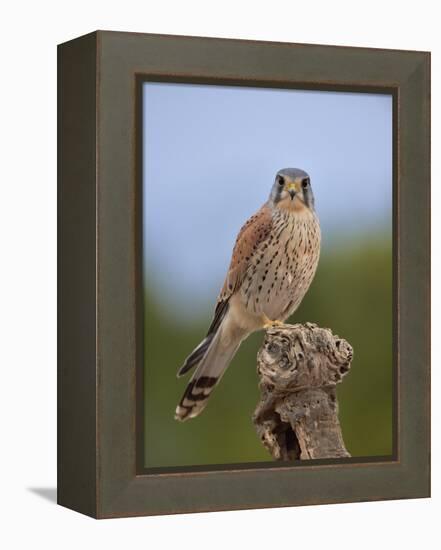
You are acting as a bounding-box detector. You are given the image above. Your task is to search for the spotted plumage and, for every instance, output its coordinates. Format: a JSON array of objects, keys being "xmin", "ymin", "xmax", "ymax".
[{"xmin": 175, "ymin": 168, "xmax": 321, "ymax": 421}]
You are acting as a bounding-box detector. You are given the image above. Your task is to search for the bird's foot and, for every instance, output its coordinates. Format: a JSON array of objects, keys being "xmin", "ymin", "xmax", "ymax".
[{"xmin": 262, "ymin": 316, "xmax": 285, "ymax": 330}]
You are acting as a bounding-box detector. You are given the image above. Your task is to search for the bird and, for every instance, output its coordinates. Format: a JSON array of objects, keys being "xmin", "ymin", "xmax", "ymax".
[{"xmin": 175, "ymin": 168, "xmax": 321, "ymax": 421}]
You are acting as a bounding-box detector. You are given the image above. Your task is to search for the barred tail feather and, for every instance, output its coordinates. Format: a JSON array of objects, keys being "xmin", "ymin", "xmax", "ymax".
[{"xmin": 175, "ymin": 320, "xmax": 244, "ymax": 421}]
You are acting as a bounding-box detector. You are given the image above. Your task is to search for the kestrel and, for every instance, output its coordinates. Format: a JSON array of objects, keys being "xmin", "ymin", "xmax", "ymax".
[{"xmin": 175, "ymin": 168, "xmax": 321, "ymax": 421}]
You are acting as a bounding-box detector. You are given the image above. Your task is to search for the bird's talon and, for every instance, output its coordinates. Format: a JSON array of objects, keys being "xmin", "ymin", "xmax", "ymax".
[{"xmin": 263, "ymin": 318, "xmax": 285, "ymax": 330}]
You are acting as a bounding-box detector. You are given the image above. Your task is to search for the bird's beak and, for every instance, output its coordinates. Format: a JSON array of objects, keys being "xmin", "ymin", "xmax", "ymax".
[{"xmin": 287, "ymin": 183, "xmax": 296, "ymax": 200}]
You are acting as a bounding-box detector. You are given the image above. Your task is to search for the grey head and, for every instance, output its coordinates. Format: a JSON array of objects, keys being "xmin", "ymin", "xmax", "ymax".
[{"xmin": 269, "ymin": 168, "xmax": 315, "ymax": 211}]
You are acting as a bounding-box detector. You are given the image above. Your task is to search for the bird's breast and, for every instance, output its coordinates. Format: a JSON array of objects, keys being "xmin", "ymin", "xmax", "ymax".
[{"xmin": 240, "ymin": 209, "xmax": 320, "ymax": 321}]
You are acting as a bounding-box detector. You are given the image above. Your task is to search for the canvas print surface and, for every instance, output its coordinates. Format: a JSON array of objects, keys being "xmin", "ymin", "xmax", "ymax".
[{"xmin": 142, "ymin": 82, "xmax": 393, "ymax": 469}]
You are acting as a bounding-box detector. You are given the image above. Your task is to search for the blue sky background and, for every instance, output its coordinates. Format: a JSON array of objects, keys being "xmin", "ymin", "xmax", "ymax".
[{"xmin": 143, "ymin": 82, "xmax": 392, "ymax": 319}]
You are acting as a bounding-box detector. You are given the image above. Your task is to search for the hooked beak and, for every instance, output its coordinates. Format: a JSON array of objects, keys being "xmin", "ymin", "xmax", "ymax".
[{"xmin": 287, "ymin": 183, "xmax": 296, "ymax": 200}]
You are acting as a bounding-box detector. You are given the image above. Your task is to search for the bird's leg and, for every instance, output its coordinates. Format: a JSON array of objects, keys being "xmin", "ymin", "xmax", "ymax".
[{"xmin": 262, "ymin": 314, "xmax": 285, "ymax": 329}]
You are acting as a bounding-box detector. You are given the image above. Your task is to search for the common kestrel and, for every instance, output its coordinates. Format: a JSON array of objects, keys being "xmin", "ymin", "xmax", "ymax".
[{"xmin": 175, "ymin": 168, "xmax": 321, "ymax": 421}]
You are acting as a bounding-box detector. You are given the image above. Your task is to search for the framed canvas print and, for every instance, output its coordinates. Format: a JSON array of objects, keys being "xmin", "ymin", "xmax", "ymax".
[{"xmin": 58, "ymin": 31, "xmax": 430, "ymax": 518}]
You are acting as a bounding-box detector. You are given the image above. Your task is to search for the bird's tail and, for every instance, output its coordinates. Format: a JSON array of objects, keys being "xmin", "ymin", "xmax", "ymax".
[{"xmin": 175, "ymin": 311, "xmax": 245, "ymax": 421}]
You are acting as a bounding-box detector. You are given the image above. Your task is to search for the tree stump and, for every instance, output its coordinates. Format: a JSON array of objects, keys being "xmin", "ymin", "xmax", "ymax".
[{"xmin": 253, "ymin": 323, "xmax": 353, "ymax": 460}]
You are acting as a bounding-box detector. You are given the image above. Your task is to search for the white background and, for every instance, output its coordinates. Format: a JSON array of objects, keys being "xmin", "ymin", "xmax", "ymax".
[{"xmin": 0, "ymin": 1, "xmax": 438, "ymax": 548}]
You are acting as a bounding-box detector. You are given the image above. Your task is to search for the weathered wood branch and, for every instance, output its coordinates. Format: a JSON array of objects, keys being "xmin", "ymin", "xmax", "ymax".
[{"xmin": 253, "ymin": 323, "xmax": 353, "ymax": 460}]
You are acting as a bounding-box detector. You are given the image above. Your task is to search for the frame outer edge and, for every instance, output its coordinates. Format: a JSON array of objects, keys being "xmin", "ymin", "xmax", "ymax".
[
  {"xmin": 398, "ymin": 50, "xmax": 431, "ymax": 498},
  {"xmin": 57, "ymin": 31, "xmax": 99, "ymax": 518},
  {"xmin": 92, "ymin": 32, "xmax": 430, "ymax": 518}
]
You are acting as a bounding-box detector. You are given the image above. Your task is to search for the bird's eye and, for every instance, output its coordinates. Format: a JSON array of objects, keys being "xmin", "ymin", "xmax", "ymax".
[
  {"xmin": 301, "ymin": 178, "xmax": 309, "ymax": 189},
  {"xmin": 277, "ymin": 176, "xmax": 285, "ymax": 186}
]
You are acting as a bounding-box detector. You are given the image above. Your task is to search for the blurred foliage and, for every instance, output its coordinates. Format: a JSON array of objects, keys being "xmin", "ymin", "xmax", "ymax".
[{"xmin": 144, "ymin": 233, "xmax": 393, "ymax": 468}]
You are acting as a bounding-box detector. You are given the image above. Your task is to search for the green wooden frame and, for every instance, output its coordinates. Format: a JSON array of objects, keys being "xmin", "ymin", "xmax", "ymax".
[{"xmin": 58, "ymin": 31, "xmax": 430, "ymax": 518}]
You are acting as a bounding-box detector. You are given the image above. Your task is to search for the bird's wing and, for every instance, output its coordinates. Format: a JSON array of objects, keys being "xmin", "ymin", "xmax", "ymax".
[
  {"xmin": 175, "ymin": 203, "xmax": 273, "ymax": 389},
  {"xmin": 178, "ymin": 204, "xmax": 272, "ymax": 377},
  {"xmin": 218, "ymin": 203, "xmax": 273, "ymax": 302}
]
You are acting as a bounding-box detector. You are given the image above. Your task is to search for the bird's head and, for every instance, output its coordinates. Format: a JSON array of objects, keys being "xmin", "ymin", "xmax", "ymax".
[{"xmin": 269, "ymin": 168, "xmax": 315, "ymax": 213}]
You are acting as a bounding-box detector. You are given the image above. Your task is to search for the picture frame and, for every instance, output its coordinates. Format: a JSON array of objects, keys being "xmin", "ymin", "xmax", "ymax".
[{"xmin": 58, "ymin": 30, "xmax": 430, "ymax": 518}]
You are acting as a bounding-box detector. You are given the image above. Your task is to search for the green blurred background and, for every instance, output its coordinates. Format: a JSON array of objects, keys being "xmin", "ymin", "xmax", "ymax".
[{"xmin": 142, "ymin": 83, "xmax": 393, "ymax": 468}]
